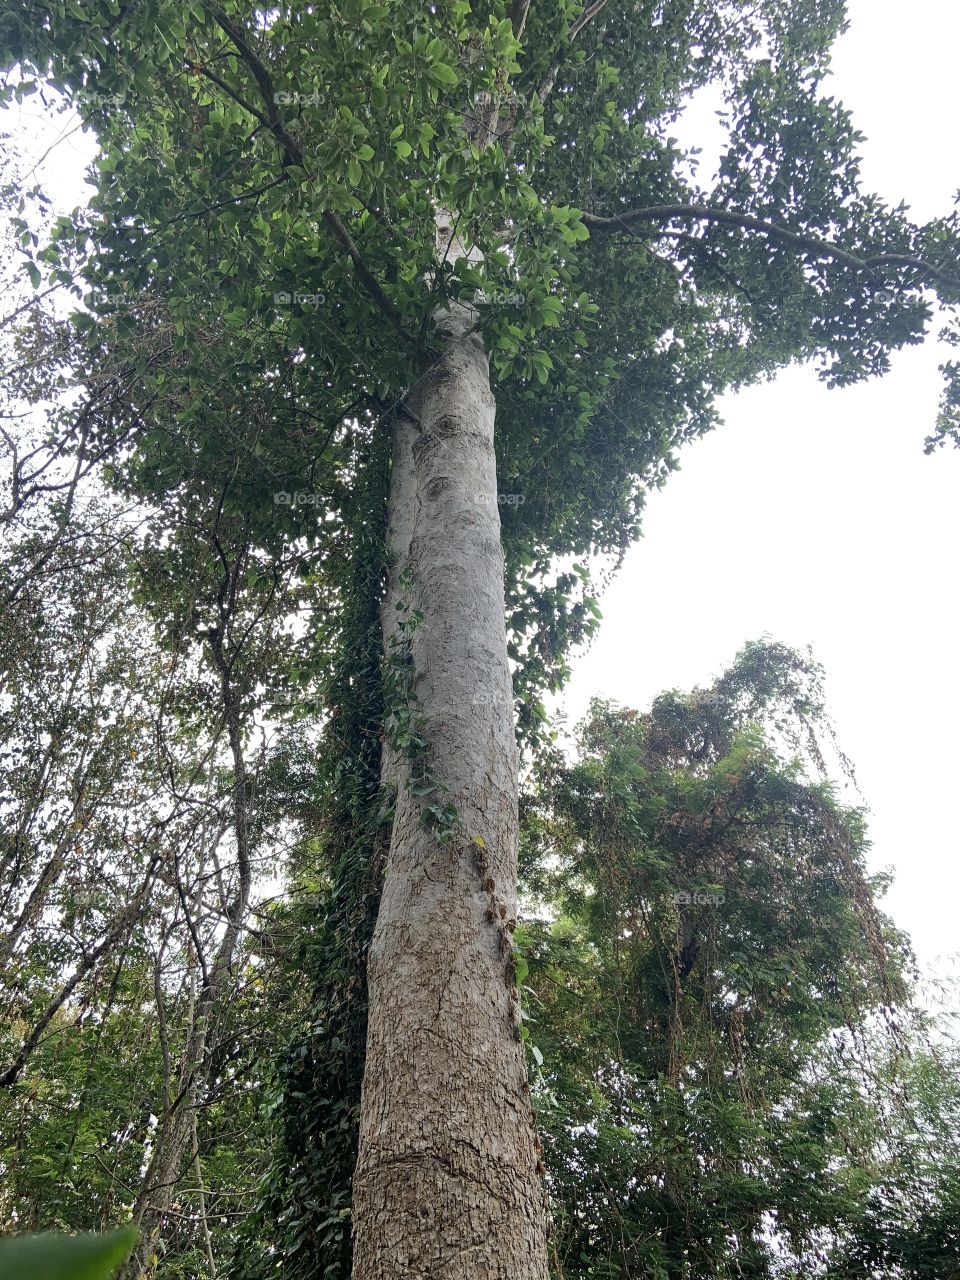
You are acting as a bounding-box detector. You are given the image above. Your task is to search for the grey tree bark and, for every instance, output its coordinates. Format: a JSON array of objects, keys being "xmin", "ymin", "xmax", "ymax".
[{"xmin": 352, "ymin": 244, "xmax": 549, "ymax": 1278}]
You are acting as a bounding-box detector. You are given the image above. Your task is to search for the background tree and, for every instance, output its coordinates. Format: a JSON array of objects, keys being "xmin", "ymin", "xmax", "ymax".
[{"xmin": 521, "ymin": 642, "xmax": 953, "ymax": 1280}]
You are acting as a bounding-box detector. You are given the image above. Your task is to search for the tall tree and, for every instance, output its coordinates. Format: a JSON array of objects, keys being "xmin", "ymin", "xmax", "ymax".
[{"xmin": 3, "ymin": 2, "xmax": 960, "ymax": 1275}]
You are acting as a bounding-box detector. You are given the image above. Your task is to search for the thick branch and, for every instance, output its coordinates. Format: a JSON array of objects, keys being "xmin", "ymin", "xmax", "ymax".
[
  {"xmin": 581, "ymin": 203, "xmax": 960, "ymax": 294},
  {"xmin": 207, "ymin": 5, "xmax": 302, "ymax": 164},
  {"xmin": 568, "ymin": 0, "xmax": 612, "ymax": 42},
  {"xmin": 321, "ymin": 208, "xmax": 410, "ymax": 335}
]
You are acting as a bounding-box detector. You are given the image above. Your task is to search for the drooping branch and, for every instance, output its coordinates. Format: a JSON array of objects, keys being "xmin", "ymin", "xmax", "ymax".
[{"xmin": 581, "ymin": 203, "xmax": 960, "ymax": 294}]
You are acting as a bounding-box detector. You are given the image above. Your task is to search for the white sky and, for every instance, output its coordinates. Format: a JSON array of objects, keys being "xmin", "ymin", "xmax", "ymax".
[
  {"xmin": 4, "ymin": 1, "xmax": 958, "ymax": 983},
  {"xmin": 564, "ymin": 0, "xmax": 960, "ymax": 983}
]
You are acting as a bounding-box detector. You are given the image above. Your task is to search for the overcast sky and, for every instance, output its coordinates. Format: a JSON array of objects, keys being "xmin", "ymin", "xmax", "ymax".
[
  {"xmin": 6, "ymin": 1, "xmax": 959, "ymax": 988},
  {"xmin": 563, "ymin": 0, "xmax": 960, "ymax": 986}
]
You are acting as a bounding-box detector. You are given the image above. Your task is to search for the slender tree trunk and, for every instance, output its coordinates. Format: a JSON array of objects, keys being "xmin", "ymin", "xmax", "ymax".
[
  {"xmin": 125, "ymin": 658, "xmax": 252, "ymax": 1280},
  {"xmin": 352, "ymin": 282, "xmax": 549, "ymax": 1277}
]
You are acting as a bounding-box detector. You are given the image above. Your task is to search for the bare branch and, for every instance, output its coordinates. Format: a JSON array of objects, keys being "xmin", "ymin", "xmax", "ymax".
[{"xmin": 0, "ymin": 862, "xmax": 158, "ymax": 1088}]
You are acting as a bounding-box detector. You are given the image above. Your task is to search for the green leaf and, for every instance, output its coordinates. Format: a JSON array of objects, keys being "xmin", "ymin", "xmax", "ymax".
[
  {"xmin": 410, "ymin": 780, "xmax": 438, "ymax": 797},
  {"xmin": 0, "ymin": 1227, "xmax": 138, "ymax": 1280},
  {"xmin": 427, "ymin": 62, "xmax": 458, "ymax": 86}
]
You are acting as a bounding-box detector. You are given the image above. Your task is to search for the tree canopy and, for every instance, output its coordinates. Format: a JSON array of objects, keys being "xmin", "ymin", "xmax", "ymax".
[{"xmin": 3, "ymin": 0, "xmax": 960, "ymax": 729}]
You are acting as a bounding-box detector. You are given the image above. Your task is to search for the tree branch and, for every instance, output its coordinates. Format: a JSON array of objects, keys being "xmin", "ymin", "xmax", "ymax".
[
  {"xmin": 321, "ymin": 207, "xmax": 410, "ymax": 335},
  {"xmin": 569, "ymin": 0, "xmax": 612, "ymax": 42},
  {"xmin": 162, "ymin": 175, "xmax": 288, "ymax": 226},
  {"xmin": 506, "ymin": 0, "xmax": 533, "ymax": 40},
  {"xmin": 581, "ymin": 203, "xmax": 960, "ymax": 293},
  {"xmin": 188, "ymin": 59, "xmax": 272, "ymax": 132},
  {"xmin": 538, "ymin": 0, "xmax": 612, "ymax": 102},
  {"xmin": 204, "ymin": 3, "xmax": 411, "ymax": 336},
  {"xmin": 207, "ymin": 5, "xmax": 302, "ymax": 164}
]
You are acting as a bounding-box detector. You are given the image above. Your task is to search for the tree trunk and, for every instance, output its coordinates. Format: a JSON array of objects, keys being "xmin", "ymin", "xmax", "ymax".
[{"xmin": 351, "ymin": 287, "xmax": 549, "ymax": 1278}]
